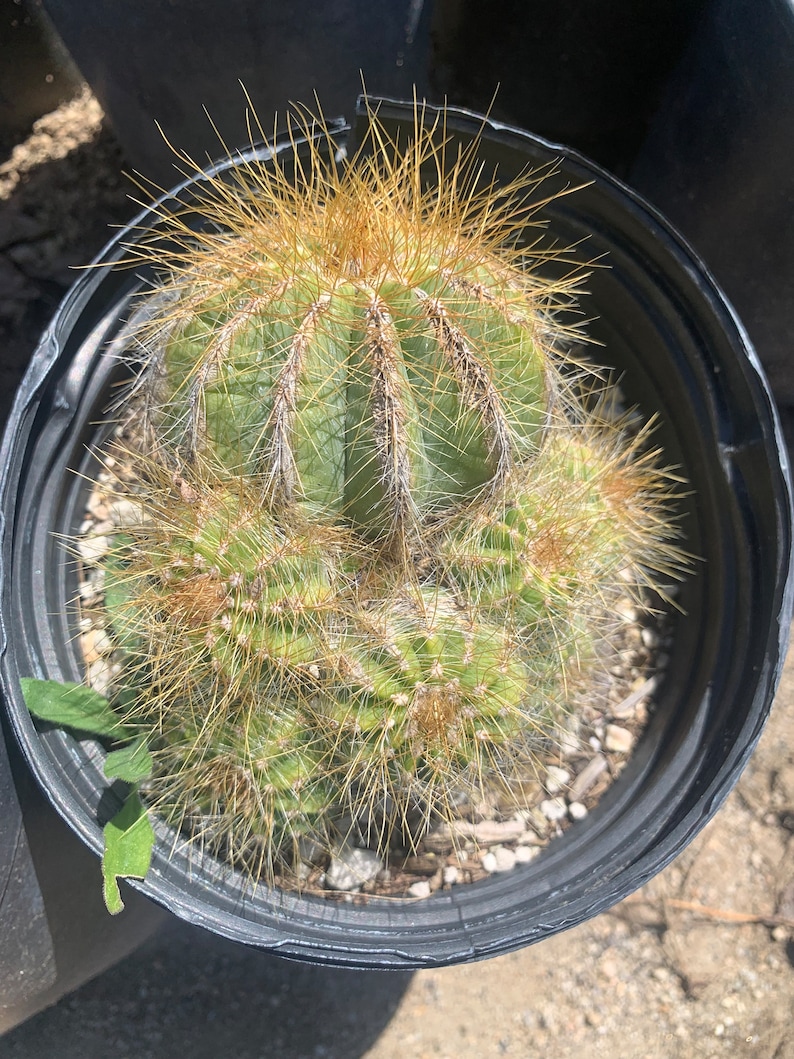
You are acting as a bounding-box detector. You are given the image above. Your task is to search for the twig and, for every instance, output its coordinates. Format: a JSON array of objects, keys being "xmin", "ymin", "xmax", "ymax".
[{"xmin": 619, "ymin": 895, "xmax": 794, "ymax": 929}]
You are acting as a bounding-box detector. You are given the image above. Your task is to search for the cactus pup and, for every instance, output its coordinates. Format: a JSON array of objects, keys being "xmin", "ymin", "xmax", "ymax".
[{"xmin": 55, "ymin": 101, "xmax": 687, "ymax": 891}]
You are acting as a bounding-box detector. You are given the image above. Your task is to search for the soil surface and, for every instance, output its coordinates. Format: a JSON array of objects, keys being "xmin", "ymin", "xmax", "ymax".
[{"xmin": 0, "ymin": 90, "xmax": 792, "ymax": 1059}]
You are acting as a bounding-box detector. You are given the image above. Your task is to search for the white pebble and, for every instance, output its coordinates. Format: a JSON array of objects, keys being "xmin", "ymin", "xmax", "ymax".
[
  {"xmin": 442, "ymin": 865, "xmax": 459, "ymax": 886},
  {"xmin": 324, "ymin": 845, "xmax": 382, "ymax": 891},
  {"xmin": 540, "ymin": 798, "xmax": 568, "ymax": 822},
  {"xmin": 78, "ymin": 580, "xmax": 98, "ymax": 604},
  {"xmin": 605, "ymin": 724, "xmax": 635, "ymax": 753},
  {"xmin": 614, "ymin": 598, "xmax": 638, "ymax": 622},
  {"xmin": 408, "ymin": 880, "xmax": 432, "ymax": 899},
  {"xmin": 641, "ymin": 626, "xmax": 659, "ymax": 649},
  {"xmin": 568, "ymin": 801, "xmax": 588, "ymax": 820},
  {"xmin": 544, "ymin": 765, "xmax": 571, "ymax": 794},
  {"xmin": 490, "ymin": 846, "xmax": 517, "ymax": 872},
  {"xmin": 557, "ymin": 720, "xmax": 581, "ymax": 757},
  {"xmin": 481, "ymin": 852, "xmax": 498, "ymax": 873},
  {"xmin": 110, "ymin": 498, "xmax": 149, "ymax": 528},
  {"xmin": 93, "ymin": 629, "xmax": 113, "ymax": 656},
  {"xmin": 514, "ymin": 845, "xmax": 540, "ymax": 864},
  {"xmin": 87, "ymin": 657, "xmax": 113, "ymax": 696},
  {"xmin": 78, "ymin": 535, "xmax": 110, "ymax": 565}
]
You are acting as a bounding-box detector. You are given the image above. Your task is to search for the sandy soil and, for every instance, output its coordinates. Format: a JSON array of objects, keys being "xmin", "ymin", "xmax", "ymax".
[{"xmin": 0, "ymin": 89, "xmax": 792, "ymax": 1059}]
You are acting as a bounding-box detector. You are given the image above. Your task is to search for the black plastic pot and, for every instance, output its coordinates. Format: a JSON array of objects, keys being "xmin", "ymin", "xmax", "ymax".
[
  {"xmin": 629, "ymin": 0, "xmax": 794, "ymax": 412},
  {"xmin": 0, "ymin": 98, "xmax": 791, "ymax": 970}
]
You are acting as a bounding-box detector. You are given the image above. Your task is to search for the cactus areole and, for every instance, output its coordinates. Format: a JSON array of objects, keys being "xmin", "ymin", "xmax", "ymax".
[{"xmin": 3, "ymin": 98, "xmax": 790, "ymax": 968}]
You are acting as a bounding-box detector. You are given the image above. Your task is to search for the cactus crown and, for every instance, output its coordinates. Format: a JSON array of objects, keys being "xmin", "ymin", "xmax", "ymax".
[{"xmin": 83, "ymin": 102, "xmax": 688, "ymax": 888}]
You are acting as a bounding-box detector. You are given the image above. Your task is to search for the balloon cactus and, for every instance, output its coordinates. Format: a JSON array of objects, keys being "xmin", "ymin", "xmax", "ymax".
[{"xmin": 69, "ymin": 103, "xmax": 687, "ymax": 887}]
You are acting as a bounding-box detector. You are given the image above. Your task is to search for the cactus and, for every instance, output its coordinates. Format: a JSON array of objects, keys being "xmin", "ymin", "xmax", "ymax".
[{"xmin": 79, "ymin": 103, "xmax": 687, "ymax": 888}]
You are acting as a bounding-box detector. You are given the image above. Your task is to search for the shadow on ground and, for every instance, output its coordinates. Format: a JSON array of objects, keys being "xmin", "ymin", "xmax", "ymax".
[{"xmin": 0, "ymin": 919, "xmax": 413, "ymax": 1059}]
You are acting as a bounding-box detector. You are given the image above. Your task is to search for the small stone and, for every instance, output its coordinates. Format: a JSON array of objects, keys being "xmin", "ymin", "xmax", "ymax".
[
  {"xmin": 514, "ymin": 845, "xmax": 540, "ymax": 864},
  {"xmin": 87, "ymin": 657, "xmax": 113, "ymax": 696},
  {"xmin": 93, "ymin": 629, "xmax": 113, "ymax": 656},
  {"xmin": 297, "ymin": 835, "xmax": 325, "ymax": 866},
  {"xmin": 610, "ymin": 676, "xmax": 658, "ymax": 720},
  {"xmin": 109, "ymin": 498, "xmax": 149, "ymax": 528},
  {"xmin": 442, "ymin": 865, "xmax": 458, "ymax": 886},
  {"xmin": 517, "ymin": 830, "xmax": 542, "ymax": 846},
  {"xmin": 570, "ymin": 754, "xmax": 608, "ymax": 801},
  {"xmin": 78, "ymin": 579, "xmax": 98, "ymax": 604},
  {"xmin": 87, "ymin": 493, "xmax": 109, "ymax": 519},
  {"xmin": 443, "ymin": 819, "xmax": 527, "ymax": 844},
  {"xmin": 408, "ymin": 880, "xmax": 432, "ymax": 899},
  {"xmin": 557, "ymin": 720, "xmax": 581, "ymax": 757},
  {"xmin": 78, "ymin": 535, "xmax": 110, "ymax": 565},
  {"xmin": 614, "ymin": 598, "xmax": 638, "ymax": 622},
  {"xmin": 540, "ymin": 798, "xmax": 567, "ymax": 822},
  {"xmin": 544, "ymin": 765, "xmax": 571, "ymax": 794},
  {"xmin": 568, "ymin": 801, "xmax": 588, "ymax": 820},
  {"xmin": 641, "ymin": 626, "xmax": 659, "ymax": 649},
  {"xmin": 489, "ymin": 846, "xmax": 517, "ymax": 872},
  {"xmin": 80, "ymin": 627, "xmax": 113, "ymax": 664},
  {"xmin": 605, "ymin": 724, "xmax": 635, "ymax": 753},
  {"xmin": 481, "ymin": 852, "xmax": 498, "ymax": 873},
  {"xmin": 324, "ymin": 845, "xmax": 382, "ymax": 892}
]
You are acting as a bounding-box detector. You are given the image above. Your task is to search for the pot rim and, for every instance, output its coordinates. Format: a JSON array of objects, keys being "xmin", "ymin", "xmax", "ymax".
[{"xmin": 1, "ymin": 96, "xmax": 791, "ymax": 968}]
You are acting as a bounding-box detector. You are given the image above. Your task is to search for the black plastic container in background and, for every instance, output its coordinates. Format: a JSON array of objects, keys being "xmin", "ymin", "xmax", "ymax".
[
  {"xmin": 430, "ymin": 0, "xmax": 709, "ymax": 175},
  {"xmin": 38, "ymin": 0, "xmax": 709, "ymax": 183},
  {"xmin": 0, "ymin": 0, "xmax": 81, "ymax": 158},
  {"xmin": 629, "ymin": 0, "xmax": 794, "ymax": 413},
  {"xmin": 0, "ymin": 98, "xmax": 791, "ymax": 969},
  {"xmin": 38, "ymin": 0, "xmax": 435, "ymax": 184}
]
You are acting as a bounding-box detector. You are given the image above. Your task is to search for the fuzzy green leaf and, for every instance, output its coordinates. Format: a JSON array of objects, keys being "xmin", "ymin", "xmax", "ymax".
[
  {"xmin": 104, "ymin": 738, "xmax": 153, "ymax": 783},
  {"xmin": 20, "ymin": 678, "xmax": 129, "ymax": 738},
  {"xmin": 102, "ymin": 793, "xmax": 155, "ymax": 914}
]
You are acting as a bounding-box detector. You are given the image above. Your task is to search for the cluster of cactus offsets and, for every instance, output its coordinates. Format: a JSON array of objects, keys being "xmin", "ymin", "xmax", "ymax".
[{"xmin": 97, "ymin": 104, "xmax": 687, "ymax": 883}]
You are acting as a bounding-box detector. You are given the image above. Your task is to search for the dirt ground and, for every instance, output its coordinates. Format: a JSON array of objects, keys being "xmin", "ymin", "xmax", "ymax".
[{"xmin": 0, "ymin": 90, "xmax": 792, "ymax": 1059}]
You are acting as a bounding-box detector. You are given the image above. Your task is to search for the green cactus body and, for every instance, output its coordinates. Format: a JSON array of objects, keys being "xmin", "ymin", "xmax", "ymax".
[
  {"xmin": 151, "ymin": 256, "xmax": 548, "ymax": 535},
  {"xmin": 86, "ymin": 108, "xmax": 686, "ymax": 885},
  {"xmin": 153, "ymin": 702, "xmax": 335, "ymax": 872},
  {"xmin": 325, "ymin": 588, "xmax": 529, "ymax": 776},
  {"xmin": 105, "ymin": 489, "xmax": 356, "ymax": 681},
  {"xmin": 440, "ymin": 433, "xmax": 649, "ymax": 653}
]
